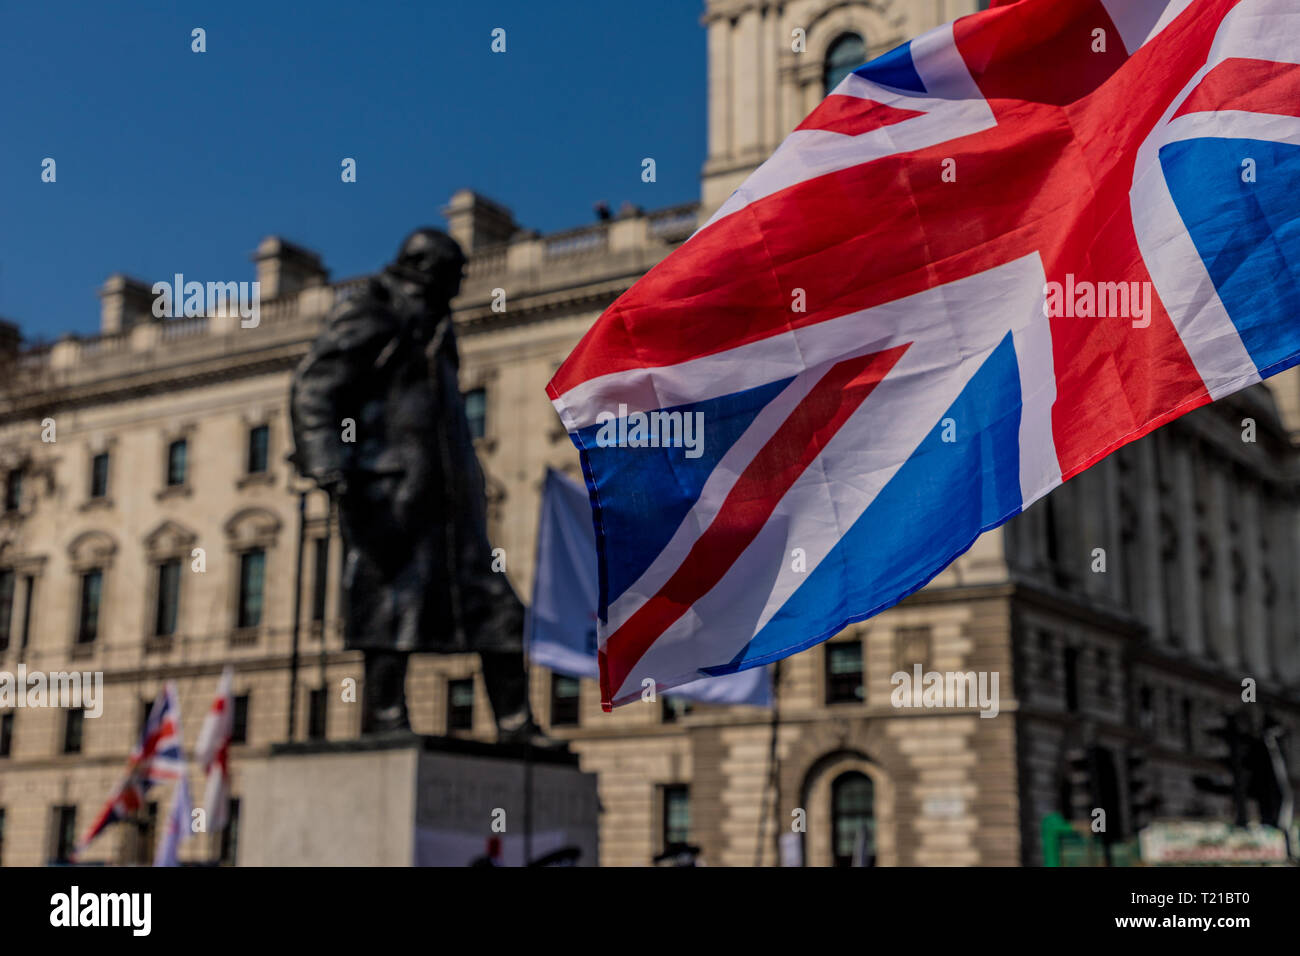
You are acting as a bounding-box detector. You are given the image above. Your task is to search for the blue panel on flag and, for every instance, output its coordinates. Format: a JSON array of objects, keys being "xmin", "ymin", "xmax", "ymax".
[
  {"xmin": 576, "ymin": 377, "xmax": 794, "ymax": 610},
  {"xmin": 1161, "ymin": 136, "xmax": 1300, "ymax": 378},
  {"xmin": 853, "ymin": 40, "xmax": 927, "ymax": 94},
  {"xmin": 727, "ymin": 332, "xmax": 1024, "ymax": 670}
]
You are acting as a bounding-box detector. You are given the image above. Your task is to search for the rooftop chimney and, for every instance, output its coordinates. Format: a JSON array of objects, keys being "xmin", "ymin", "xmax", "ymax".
[
  {"xmin": 253, "ymin": 237, "xmax": 328, "ymax": 299},
  {"xmin": 97, "ymin": 274, "xmax": 156, "ymax": 335},
  {"xmin": 441, "ymin": 190, "xmax": 518, "ymax": 252},
  {"xmin": 0, "ymin": 319, "xmax": 20, "ymax": 361}
]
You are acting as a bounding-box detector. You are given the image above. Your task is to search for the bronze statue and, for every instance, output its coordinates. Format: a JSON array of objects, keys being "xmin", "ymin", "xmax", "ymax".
[{"xmin": 290, "ymin": 228, "xmax": 550, "ymax": 744}]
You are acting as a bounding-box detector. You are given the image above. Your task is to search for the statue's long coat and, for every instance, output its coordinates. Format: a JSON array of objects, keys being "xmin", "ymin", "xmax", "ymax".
[{"xmin": 289, "ymin": 275, "xmax": 522, "ymax": 653}]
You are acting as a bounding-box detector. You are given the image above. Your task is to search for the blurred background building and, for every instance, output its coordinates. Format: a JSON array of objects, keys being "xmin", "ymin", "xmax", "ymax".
[{"xmin": 1, "ymin": 0, "xmax": 1298, "ymax": 866}]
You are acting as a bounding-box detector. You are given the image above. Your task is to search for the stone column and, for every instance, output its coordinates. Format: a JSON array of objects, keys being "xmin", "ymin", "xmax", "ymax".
[
  {"xmin": 1263, "ymin": 492, "xmax": 1296, "ymax": 684},
  {"xmin": 1172, "ymin": 439, "xmax": 1204, "ymax": 656},
  {"xmin": 1238, "ymin": 484, "xmax": 1270, "ymax": 680},
  {"xmin": 706, "ymin": 14, "xmax": 732, "ymax": 163},
  {"xmin": 1206, "ymin": 464, "xmax": 1237, "ymax": 666},
  {"xmin": 1101, "ymin": 455, "xmax": 1124, "ymax": 606},
  {"xmin": 733, "ymin": 9, "xmax": 762, "ymax": 161},
  {"xmin": 1136, "ymin": 437, "xmax": 1167, "ymax": 644}
]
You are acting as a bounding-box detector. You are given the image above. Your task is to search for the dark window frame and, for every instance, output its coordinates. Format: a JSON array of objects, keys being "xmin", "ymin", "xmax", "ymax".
[
  {"xmin": 447, "ymin": 677, "xmax": 475, "ymax": 731},
  {"xmin": 236, "ymin": 548, "xmax": 266, "ymax": 630},
  {"xmin": 308, "ymin": 687, "xmax": 328, "ymax": 740},
  {"xmin": 89, "ymin": 452, "xmax": 110, "ymax": 499},
  {"xmin": 1063, "ymin": 646, "xmax": 1080, "ymax": 713},
  {"xmin": 18, "ymin": 575, "xmax": 34, "ymax": 653},
  {"xmin": 662, "ymin": 784, "xmax": 691, "ymax": 851},
  {"xmin": 218, "ymin": 798, "xmax": 241, "ymax": 865},
  {"xmin": 166, "ymin": 438, "xmax": 188, "ymax": 487},
  {"xmin": 76, "ymin": 568, "xmax": 104, "ymax": 645},
  {"xmin": 823, "ymin": 32, "xmax": 867, "ymax": 95},
  {"xmin": 231, "ymin": 694, "xmax": 250, "ymax": 744},
  {"xmin": 51, "ymin": 805, "xmax": 77, "ymax": 864},
  {"xmin": 0, "ymin": 569, "xmax": 14, "ymax": 652},
  {"xmin": 661, "ymin": 694, "xmax": 693, "ymax": 723},
  {"xmin": 831, "ymin": 770, "xmax": 875, "ymax": 867},
  {"xmin": 825, "ymin": 639, "xmax": 865, "ymax": 704},
  {"xmin": 131, "ymin": 801, "xmax": 159, "ymax": 865},
  {"xmin": 246, "ymin": 424, "xmax": 270, "ymax": 475},
  {"xmin": 550, "ymin": 673, "xmax": 581, "ymax": 727},
  {"xmin": 310, "ymin": 536, "xmax": 329, "ymax": 624},
  {"xmin": 154, "ymin": 558, "xmax": 182, "ymax": 637},
  {"xmin": 3, "ymin": 470, "xmax": 21, "ymax": 513},
  {"xmin": 463, "ymin": 387, "xmax": 487, "ymax": 441},
  {"xmin": 62, "ymin": 708, "xmax": 85, "ymax": 755}
]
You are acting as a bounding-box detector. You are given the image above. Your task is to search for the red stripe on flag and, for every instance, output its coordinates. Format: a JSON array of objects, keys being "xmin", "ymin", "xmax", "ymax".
[
  {"xmin": 795, "ymin": 94, "xmax": 925, "ymax": 136},
  {"xmin": 600, "ymin": 342, "xmax": 910, "ymax": 707},
  {"xmin": 1174, "ymin": 57, "xmax": 1300, "ymax": 121},
  {"xmin": 953, "ymin": 0, "xmax": 1128, "ymax": 112}
]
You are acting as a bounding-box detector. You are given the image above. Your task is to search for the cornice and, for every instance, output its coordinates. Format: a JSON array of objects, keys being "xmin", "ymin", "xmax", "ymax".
[{"xmin": 457, "ymin": 276, "xmax": 639, "ymax": 335}]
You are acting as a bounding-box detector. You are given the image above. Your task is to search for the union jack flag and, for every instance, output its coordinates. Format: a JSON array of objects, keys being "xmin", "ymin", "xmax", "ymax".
[
  {"xmin": 77, "ymin": 682, "xmax": 185, "ymax": 855},
  {"xmin": 548, "ymin": 0, "xmax": 1300, "ymax": 709}
]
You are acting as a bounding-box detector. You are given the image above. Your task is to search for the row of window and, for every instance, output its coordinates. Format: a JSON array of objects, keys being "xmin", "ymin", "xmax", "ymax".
[
  {"xmin": 539, "ymin": 639, "xmax": 869, "ymax": 731},
  {"xmin": 0, "ymin": 568, "xmax": 34, "ymax": 653},
  {"xmin": 0, "ymin": 762, "xmax": 883, "ymax": 868},
  {"xmin": 0, "ymin": 685, "xmax": 336, "ymax": 760},
  {"xmin": 0, "ymin": 778, "xmax": 870, "ymax": 867},
  {"xmin": 0, "ymin": 389, "xmax": 493, "ymax": 516},
  {"xmin": 42, "ymin": 799, "xmax": 240, "ymax": 866},
  {"xmin": 0, "ymin": 535, "xmax": 337, "ymax": 653},
  {"xmin": 68, "ymin": 548, "xmax": 267, "ymax": 647},
  {"xmin": 1, "ymin": 425, "xmax": 271, "ymax": 515},
  {"xmin": 0, "ymin": 696, "xmax": 247, "ymax": 760},
  {"xmin": 652, "ymin": 770, "xmax": 875, "ymax": 867}
]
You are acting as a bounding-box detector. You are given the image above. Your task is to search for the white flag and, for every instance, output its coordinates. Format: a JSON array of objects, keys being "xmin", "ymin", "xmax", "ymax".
[
  {"xmin": 154, "ymin": 773, "xmax": 193, "ymax": 867},
  {"xmin": 194, "ymin": 666, "xmax": 234, "ymax": 832}
]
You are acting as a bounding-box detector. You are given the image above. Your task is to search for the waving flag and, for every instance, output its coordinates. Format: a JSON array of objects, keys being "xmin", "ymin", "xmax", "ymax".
[
  {"xmin": 547, "ymin": 0, "xmax": 1300, "ymax": 709},
  {"xmin": 154, "ymin": 773, "xmax": 193, "ymax": 867},
  {"xmin": 529, "ymin": 468, "xmax": 772, "ymax": 707},
  {"xmin": 195, "ymin": 666, "xmax": 234, "ymax": 831},
  {"xmin": 78, "ymin": 682, "xmax": 185, "ymax": 855}
]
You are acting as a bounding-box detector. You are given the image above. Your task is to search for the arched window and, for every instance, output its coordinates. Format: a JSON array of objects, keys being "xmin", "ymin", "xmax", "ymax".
[
  {"xmin": 823, "ymin": 33, "xmax": 866, "ymax": 95},
  {"xmin": 831, "ymin": 771, "xmax": 875, "ymax": 866}
]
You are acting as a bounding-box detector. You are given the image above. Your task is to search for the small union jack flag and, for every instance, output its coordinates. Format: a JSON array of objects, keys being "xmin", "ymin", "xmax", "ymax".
[{"xmin": 77, "ymin": 682, "xmax": 185, "ymax": 856}]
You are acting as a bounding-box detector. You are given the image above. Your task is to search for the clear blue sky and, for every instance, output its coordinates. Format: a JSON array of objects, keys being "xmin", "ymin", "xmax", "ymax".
[{"xmin": 0, "ymin": 0, "xmax": 706, "ymax": 341}]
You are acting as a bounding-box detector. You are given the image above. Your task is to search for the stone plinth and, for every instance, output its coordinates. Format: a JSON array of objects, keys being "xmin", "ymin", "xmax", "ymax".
[{"xmin": 240, "ymin": 734, "xmax": 599, "ymax": 866}]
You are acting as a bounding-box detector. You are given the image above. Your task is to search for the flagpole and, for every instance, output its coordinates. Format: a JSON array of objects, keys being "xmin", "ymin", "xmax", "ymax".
[
  {"xmin": 523, "ymin": 740, "xmax": 534, "ymax": 866},
  {"xmin": 755, "ymin": 660, "xmax": 782, "ymax": 866},
  {"xmin": 287, "ymin": 486, "xmax": 308, "ymax": 742},
  {"xmin": 318, "ymin": 496, "xmax": 334, "ymax": 689}
]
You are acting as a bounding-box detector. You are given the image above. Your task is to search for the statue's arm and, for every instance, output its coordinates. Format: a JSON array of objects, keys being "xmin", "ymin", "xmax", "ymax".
[{"xmin": 289, "ymin": 303, "xmax": 393, "ymax": 491}]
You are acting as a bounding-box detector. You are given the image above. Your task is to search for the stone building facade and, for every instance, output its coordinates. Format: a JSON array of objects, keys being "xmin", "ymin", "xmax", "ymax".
[{"xmin": 1, "ymin": 0, "xmax": 1298, "ymax": 867}]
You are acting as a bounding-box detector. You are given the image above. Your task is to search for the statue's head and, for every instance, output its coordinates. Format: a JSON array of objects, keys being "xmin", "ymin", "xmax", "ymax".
[{"xmin": 388, "ymin": 227, "xmax": 467, "ymax": 301}]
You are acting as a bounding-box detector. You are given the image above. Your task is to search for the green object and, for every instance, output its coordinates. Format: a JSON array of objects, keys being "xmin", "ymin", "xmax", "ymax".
[
  {"xmin": 1041, "ymin": 813, "xmax": 1141, "ymax": 867},
  {"xmin": 1041, "ymin": 813, "xmax": 1073, "ymax": 867}
]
